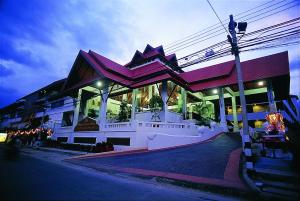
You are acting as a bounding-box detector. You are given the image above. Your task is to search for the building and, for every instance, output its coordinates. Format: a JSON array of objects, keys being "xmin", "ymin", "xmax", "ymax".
[{"xmin": 0, "ymin": 45, "xmax": 292, "ymax": 150}]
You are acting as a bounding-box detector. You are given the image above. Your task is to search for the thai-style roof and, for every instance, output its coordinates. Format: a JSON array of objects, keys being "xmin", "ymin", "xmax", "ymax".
[{"xmin": 62, "ymin": 44, "xmax": 290, "ymax": 99}]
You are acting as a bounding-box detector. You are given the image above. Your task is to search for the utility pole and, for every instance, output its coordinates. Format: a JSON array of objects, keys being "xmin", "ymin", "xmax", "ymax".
[{"xmin": 228, "ymin": 15, "xmax": 253, "ymax": 171}]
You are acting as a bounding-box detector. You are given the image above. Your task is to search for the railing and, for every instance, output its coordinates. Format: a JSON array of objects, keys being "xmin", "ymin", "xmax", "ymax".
[
  {"xmin": 135, "ymin": 111, "xmax": 183, "ymax": 123},
  {"xmin": 226, "ymin": 111, "xmax": 268, "ymax": 121},
  {"xmin": 137, "ymin": 121, "xmax": 198, "ymax": 136},
  {"xmin": 101, "ymin": 121, "xmax": 136, "ymax": 131}
]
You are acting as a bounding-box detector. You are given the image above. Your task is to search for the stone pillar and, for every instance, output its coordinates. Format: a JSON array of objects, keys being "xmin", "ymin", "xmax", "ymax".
[
  {"xmin": 161, "ymin": 81, "xmax": 168, "ymax": 122},
  {"xmin": 181, "ymin": 87, "xmax": 187, "ymax": 119},
  {"xmin": 72, "ymin": 88, "xmax": 82, "ymax": 130},
  {"xmin": 148, "ymin": 85, "xmax": 153, "ymax": 103},
  {"xmin": 188, "ymin": 104, "xmax": 193, "ymax": 119},
  {"xmin": 231, "ymin": 96, "xmax": 239, "ymax": 132},
  {"xmin": 267, "ymin": 80, "xmax": 277, "ymax": 112},
  {"xmin": 99, "ymin": 80, "xmax": 109, "ymax": 125},
  {"xmin": 218, "ymin": 88, "xmax": 228, "ymax": 132},
  {"xmin": 131, "ymin": 89, "xmax": 137, "ymax": 121}
]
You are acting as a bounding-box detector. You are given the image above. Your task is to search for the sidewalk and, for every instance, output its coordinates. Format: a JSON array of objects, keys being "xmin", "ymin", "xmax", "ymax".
[{"xmin": 35, "ymin": 146, "xmax": 88, "ymax": 156}]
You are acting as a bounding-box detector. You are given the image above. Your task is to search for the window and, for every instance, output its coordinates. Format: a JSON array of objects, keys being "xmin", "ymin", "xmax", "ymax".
[
  {"xmin": 57, "ymin": 137, "xmax": 68, "ymax": 143},
  {"xmin": 74, "ymin": 137, "xmax": 96, "ymax": 144},
  {"xmin": 107, "ymin": 137, "xmax": 130, "ymax": 146},
  {"xmin": 61, "ymin": 111, "xmax": 74, "ymax": 127},
  {"xmin": 51, "ymin": 100, "xmax": 64, "ymax": 109}
]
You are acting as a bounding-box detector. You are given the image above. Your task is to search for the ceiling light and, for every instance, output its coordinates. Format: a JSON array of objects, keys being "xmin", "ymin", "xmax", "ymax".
[
  {"xmin": 212, "ymin": 89, "xmax": 218, "ymax": 94},
  {"xmin": 258, "ymin": 81, "xmax": 264, "ymax": 86},
  {"xmin": 96, "ymin": 81, "xmax": 102, "ymax": 87}
]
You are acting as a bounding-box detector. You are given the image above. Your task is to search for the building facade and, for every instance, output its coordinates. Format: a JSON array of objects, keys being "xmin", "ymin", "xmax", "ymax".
[{"xmin": 0, "ymin": 45, "xmax": 291, "ymax": 150}]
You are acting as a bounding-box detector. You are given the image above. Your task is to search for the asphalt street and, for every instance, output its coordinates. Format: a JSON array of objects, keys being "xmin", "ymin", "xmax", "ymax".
[{"xmin": 0, "ymin": 144, "xmax": 239, "ymax": 201}]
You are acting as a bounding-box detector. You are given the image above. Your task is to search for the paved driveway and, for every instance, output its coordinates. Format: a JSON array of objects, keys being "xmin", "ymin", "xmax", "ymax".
[{"xmin": 68, "ymin": 133, "xmax": 243, "ymax": 185}]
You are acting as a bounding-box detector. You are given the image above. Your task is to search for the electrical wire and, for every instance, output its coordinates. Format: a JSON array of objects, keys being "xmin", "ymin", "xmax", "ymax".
[
  {"xmin": 165, "ymin": 0, "xmax": 279, "ymax": 48},
  {"xmin": 165, "ymin": 0, "xmax": 296, "ymax": 51},
  {"xmin": 165, "ymin": 1, "xmax": 299, "ymax": 54},
  {"xmin": 178, "ymin": 17, "xmax": 300, "ymax": 67}
]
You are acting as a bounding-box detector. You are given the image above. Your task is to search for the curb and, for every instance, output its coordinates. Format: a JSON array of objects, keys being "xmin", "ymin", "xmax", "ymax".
[{"xmin": 33, "ymin": 147, "xmax": 86, "ymax": 156}]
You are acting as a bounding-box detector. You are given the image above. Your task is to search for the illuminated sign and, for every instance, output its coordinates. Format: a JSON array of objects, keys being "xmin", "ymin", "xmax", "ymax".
[{"xmin": 0, "ymin": 133, "xmax": 7, "ymax": 143}]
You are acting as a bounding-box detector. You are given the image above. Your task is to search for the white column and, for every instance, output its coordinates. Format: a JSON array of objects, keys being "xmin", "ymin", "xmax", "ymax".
[
  {"xmin": 181, "ymin": 88, "xmax": 187, "ymax": 120},
  {"xmin": 267, "ymin": 80, "xmax": 277, "ymax": 112},
  {"xmin": 99, "ymin": 81, "xmax": 109, "ymax": 125},
  {"xmin": 231, "ymin": 96, "xmax": 239, "ymax": 132},
  {"xmin": 188, "ymin": 104, "xmax": 193, "ymax": 119},
  {"xmin": 218, "ymin": 88, "xmax": 228, "ymax": 132},
  {"xmin": 131, "ymin": 89, "xmax": 137, "ymax": 121},
  {"xmin": 72, "ymin": 88, "xmax": 82, "ymax": 130},
  {"xmin": 148, "ymin": 85, "xmax": 153, "ymax": 102},
  {"xmin": 161, "ymin": 81, "xmax": 168, "ymax": 122}
]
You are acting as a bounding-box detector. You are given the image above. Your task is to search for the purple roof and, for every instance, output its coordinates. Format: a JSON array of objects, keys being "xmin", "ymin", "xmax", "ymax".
[{"xmin": 63, "ymin": 47, "xmax": 289, "ymax": 98}]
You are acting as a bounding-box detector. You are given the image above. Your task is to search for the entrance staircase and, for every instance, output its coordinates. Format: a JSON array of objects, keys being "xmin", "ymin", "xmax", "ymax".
[{"xmin": 254, "ymin": 157, "xmax": 299, "ymax": 200}]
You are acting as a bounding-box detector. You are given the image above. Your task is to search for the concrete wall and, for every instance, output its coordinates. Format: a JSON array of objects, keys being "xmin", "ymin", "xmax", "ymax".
[{"xmin": 147, "ymin": 124, "xmax": 223, "ymax": 150}]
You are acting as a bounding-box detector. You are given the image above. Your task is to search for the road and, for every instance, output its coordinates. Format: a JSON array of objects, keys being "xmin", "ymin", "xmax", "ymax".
[
  {"xmin": 0, "ymin": 144, "xmax": 239, "ymax": 201},
  {"xmin": 76, "ymin": 133, "xmax": 241, "ymax": 179}
]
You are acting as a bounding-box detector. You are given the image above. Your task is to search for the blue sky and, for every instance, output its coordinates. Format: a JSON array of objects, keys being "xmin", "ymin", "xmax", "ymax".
[{"xmin": 0, "ymin": 0, "xmax": 299, "ymax": 108}]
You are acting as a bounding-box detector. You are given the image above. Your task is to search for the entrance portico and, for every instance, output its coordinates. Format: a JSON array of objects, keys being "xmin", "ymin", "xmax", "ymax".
[{"xmin": 52, "ymin": 45, "xmax": 289, "ymax": 150}]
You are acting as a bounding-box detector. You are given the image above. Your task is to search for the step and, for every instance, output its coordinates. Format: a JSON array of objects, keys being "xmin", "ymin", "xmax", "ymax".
[
  {"xmin": 262, "ymin": 191, "xmax": 298, "ymax": 201},
  {"xmin": 262, "ymin": 186, "xmax": 299, "ymax": 200},
  {"xmin": 255, "ymin": 179, "xmax": 300, "ymax": 191}
]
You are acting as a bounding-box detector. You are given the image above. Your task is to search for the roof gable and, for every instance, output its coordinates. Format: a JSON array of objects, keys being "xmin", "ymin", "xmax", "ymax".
[{"xmin": 62, "ymin": 51, "xmax": 104, "ymax": 92}]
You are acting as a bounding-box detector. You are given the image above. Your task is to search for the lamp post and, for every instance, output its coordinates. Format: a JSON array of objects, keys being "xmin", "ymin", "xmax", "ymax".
[{"xmin": 228, "ymin": 15, "xmax": 253, "ymax": 171}]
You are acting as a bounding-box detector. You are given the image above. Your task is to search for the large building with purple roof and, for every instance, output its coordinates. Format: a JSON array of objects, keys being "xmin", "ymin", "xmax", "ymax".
[{"xmin": 0, "ymin": 44, "xmax": 292, "ymax": 150}]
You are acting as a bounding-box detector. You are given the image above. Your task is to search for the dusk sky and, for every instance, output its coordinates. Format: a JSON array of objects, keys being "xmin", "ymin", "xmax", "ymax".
[{"xmin": 0, "ymin": 0, "xmax": 299, "ymax": 108}]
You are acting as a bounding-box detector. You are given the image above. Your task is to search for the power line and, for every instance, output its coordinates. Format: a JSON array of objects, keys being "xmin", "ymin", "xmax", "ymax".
[
  {"xmin": 164, "ymin": 0, "xmax": 295, "ymax": 50},
  {"xmin": 165, "ymin": 0, "xmax": 299, "ymax": 54},
  {"xmin": 178, "ymin": 17, "xmax": 300, "ymax": 67},
  {"xmin": 206, "ymin": 0, "xmax": 230, "ymax": 35},
  {"xmin": 164, "ymin": 0, "xmax": 277, "ymax": 48}
]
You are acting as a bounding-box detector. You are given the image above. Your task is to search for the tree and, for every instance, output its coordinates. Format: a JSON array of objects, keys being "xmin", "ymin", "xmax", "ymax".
[
  {"xmin": 118, "ymin": 100, "xmax": 130, "ymax": 122},
  {"xmin": 149, "ymin": 95, "xmax": 163, "ymax": 122},
  {"xmin": 149, "ymin": 95, "xmax": 163, "ymax": 112}
]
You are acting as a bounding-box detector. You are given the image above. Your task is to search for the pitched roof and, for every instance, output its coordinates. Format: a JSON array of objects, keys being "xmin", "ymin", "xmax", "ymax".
[{"xmin": 61, "ymin": 48, "xmax": 289, "ymax": 99}]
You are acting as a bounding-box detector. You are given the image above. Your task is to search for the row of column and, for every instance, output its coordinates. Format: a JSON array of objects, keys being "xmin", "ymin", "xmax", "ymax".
[
  {"xmin": 72, "ymin": 80, "xmax": 187, "ymax": 128},
  {"xmin": 72, "ymin": 80, "xmax": 276, "ymax": 131},
  {"xmin": 218, "ymin": 80, "xmax": 276, "ymax": 133}
]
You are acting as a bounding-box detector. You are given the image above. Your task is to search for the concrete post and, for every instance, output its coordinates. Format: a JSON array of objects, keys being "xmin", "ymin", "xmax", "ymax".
[
  {"xmin": 131, "ymin": 89, "xmax": 137, "ymax": 121},
  {"xmin": 218, "ymin": 88, "xmax": 228, "ymax": 132},
  {"xmin": 148, "ymin": 85, "xmax": 153, "ymax": 103},
  {"xmin": 162, "ymin": 81, "xmax": 168, "ymax": 122},
  {"xmin": 99, "ymin": 80, "xmax": 109, "ymax": 125},
  {"xmin": 72, "ymin": 88, "xmax": 82, "ymax": 130},
  {"xmin": 189, "ymin": 104, "xmax": 193, "ymax": 119},
  {"xmin": 181, "ymin": 87, "xmax": 187, "ymax": 119},
  {"xmin": 267, "ymin": 80, "xmax": 277, "ymax": 112},
  {"xmin": 231, "ymin": 96, "xmax": 239, "ymax": 132},
  {"xmin": 229, "ymin": 15, "xmax": 253, "ymax": 172}
]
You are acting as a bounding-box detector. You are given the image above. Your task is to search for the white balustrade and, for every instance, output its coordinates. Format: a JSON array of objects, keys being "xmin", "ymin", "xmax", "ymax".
[{"xmin": 101, "ymin": 122, "xmax": 136, "ymax": 131}]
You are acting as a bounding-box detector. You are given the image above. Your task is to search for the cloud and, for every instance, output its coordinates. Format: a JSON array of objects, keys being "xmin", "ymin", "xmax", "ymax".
[
  {"xmin": 0, "ymin": 64, "xmax": 14, "ymax": 77},
  {"xmin": 0, "ymin": 85, "xmax": 21, "ymax": 107}
]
